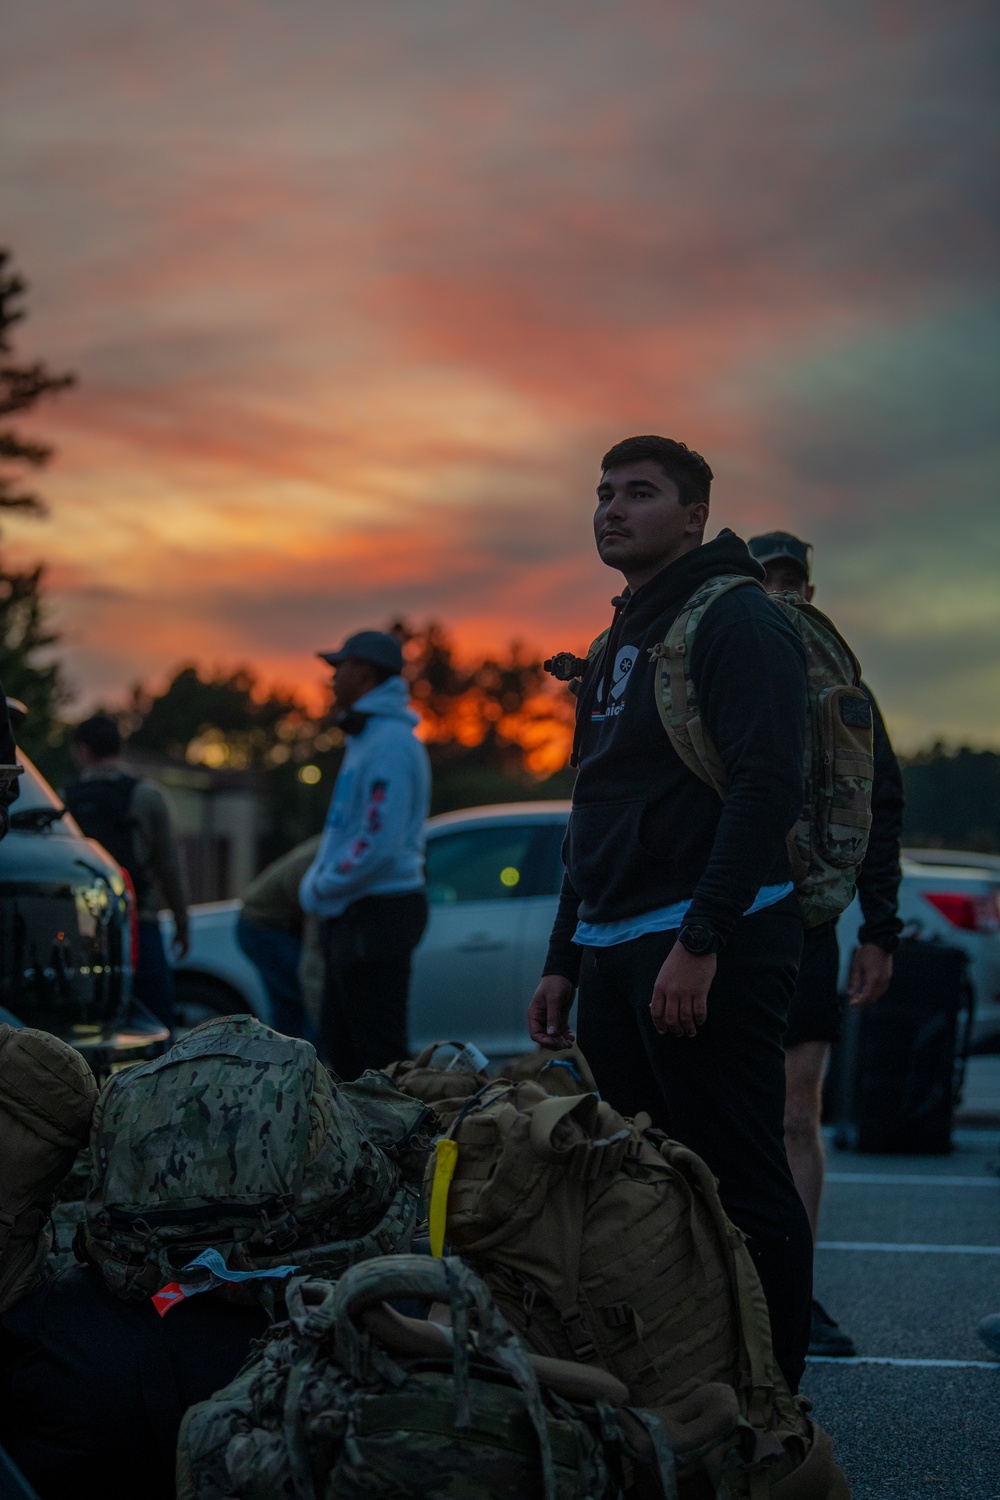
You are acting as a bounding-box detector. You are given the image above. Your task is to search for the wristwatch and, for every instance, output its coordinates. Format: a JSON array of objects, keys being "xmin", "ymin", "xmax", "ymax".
[{"xmin": 677, "ymin": 923, "xmax": 722, "ymax": 957}]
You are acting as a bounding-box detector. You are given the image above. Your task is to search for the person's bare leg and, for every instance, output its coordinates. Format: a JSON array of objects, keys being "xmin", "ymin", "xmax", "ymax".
[{"xmin": 783, "ymin": 1040, "xmax": 829, "ymax": 1240}]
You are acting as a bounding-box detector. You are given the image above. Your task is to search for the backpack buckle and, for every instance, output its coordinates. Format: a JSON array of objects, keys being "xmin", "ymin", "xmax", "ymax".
[{"xmin": 559, "ymin": 1306, "xmax": 597, "ymax": 1362}]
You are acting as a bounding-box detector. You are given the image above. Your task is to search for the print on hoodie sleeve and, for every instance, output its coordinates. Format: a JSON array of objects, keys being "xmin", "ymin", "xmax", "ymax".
[{"xmin": 334, "ymin": 778, "xmax": 388, "ymax": 874}]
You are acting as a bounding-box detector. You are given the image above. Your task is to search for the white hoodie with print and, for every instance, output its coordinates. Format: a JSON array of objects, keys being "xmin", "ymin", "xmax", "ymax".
[{"xmin": 299, "ymin": 676, "xmax": 431, "ymax": 919}]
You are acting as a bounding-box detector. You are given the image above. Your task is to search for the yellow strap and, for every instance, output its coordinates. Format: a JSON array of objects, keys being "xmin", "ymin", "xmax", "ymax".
[{"xmin": 428, "ymin": 1138, "xmax": 459, "ymax": 1257}]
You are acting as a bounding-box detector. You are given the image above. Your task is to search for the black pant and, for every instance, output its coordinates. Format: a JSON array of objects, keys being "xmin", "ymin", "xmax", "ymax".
[
  {"xmin": 320, "ymin": 891, "xmax": 428, "ymax": 1080},
  {"xmin": 576, "ymin": 898, "xmax": 813, "ymax": 1392}
]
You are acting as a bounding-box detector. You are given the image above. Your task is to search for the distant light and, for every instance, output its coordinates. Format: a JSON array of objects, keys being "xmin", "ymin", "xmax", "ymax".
[
  {"xmin": 500, "ymin": 866, "xmax": 520, "ymax": 888},
  {"xmin": 298, "ymin": 764, "xmax": 322, "ymax": 785}
]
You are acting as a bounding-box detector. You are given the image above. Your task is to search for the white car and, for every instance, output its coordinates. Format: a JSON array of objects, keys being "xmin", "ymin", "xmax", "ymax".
[{"xmin": 167, "ymin": 805, "xmax": 1000, "ymax": 1056}]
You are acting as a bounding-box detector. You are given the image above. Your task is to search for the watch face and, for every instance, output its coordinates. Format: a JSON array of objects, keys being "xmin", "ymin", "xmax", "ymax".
[{"xmin": 680, "ymin": 924, "xmax": 715, "ymax": 955}]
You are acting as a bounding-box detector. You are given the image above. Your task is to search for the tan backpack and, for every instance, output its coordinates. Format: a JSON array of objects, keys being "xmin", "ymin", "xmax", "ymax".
[
  {"xmin": 428, "ymin": 1080, "xmax": 849, "ymax": 1499},
  {"xmin": 0, "ymin": 1024, "xmax": 98, "ymax": 1313},
  {"xmin": 383, "ymin": 1041, "xmax": 492, "ymax": 1105}
]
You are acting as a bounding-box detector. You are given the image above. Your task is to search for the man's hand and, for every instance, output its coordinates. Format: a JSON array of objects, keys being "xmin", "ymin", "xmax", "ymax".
[
  {"xmin": 172, "ymin": 930, "xmax": 191, "ymax": 961},
  {"xmin": 847, "ymin": 942, "xmax": 892, "ymax": 1007},
  {"xmin": 528, "ymin": 975, "xmax": 576, "ymax": 1049},
  {"xmin": 650, "ymin": 944, "xmax": 717, "ymax": 1038}
]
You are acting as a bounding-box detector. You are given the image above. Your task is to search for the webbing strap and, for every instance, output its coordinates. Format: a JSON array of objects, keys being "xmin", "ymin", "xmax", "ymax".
[
  {"xmin": 829, "ymin": 807, "xmax": 872, "ymax": 830},
  {"xmin": 353, "ymin": 1391, "xmax": 584, "ymax": 1470},
  {"xmin": 833, "ymin": 751, "xmax": 874, "ymax": 775},
  {"xmin": 730, "ymin": 1248, "xmax": 775, "ymax": 1432},
  {"xmin": 653, "ymin": 576, "xmax": 761, "ymax": 798},
  {"xmin": 559, "ymin": 1305, "xmax": 598, "ymax": 1363},
  {"xmin": 528, "ymin": 1093, "xmax": 598, "ymax": 1160}
]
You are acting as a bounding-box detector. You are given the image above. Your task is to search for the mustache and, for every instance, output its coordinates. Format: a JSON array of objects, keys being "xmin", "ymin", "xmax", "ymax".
[{"xmin": 599, "ymin": 524, "xmax": 631, "ymax": 541}]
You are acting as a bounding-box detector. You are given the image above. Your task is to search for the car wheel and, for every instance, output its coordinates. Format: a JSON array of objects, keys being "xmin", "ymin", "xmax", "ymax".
[{"xmin": 173, "ymin": 975, "xmax": 251, "ymax": 1035}]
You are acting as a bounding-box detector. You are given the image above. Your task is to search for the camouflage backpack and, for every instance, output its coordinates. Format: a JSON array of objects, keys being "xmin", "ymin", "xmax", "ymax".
[
  {"xmin": 549, "ymin": 575, "xmax": 874, "ymax": 926},
  {"xmin": 81, "ymin": 1016, "xmax": 430, "ymax": 1303},
  {"xmin": 176, "ymin": 1253, "xmax": 679, "ymax": 1500},
  {"xmin": 427, "ymin": 1081, "xmax": 849, "ymax": 1499},
  {"xmin": 0, "ymin": 1024, "xmax": 97, "ymax": 1313}
]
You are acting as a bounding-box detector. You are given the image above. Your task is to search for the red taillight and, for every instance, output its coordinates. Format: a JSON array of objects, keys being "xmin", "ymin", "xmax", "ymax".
[
  {"xmin": 121, "ymin": 868, "xmax": 140, "ymax": 968},
  {"xmin": 922, "ymin": 890, "xmax": 1000, "ymax": 933}
]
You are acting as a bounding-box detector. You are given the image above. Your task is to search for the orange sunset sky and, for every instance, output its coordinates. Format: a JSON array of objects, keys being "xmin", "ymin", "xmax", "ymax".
[{"xmin": 3, "ymin": 1, "xmax": 999, "ymax": 747}]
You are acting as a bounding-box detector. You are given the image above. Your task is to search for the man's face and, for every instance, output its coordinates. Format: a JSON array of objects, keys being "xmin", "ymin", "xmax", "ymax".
[
  {"xmin": 331, "ymin": 657, "xmax": 377, "ymax": 711},
  {"xmin": 594, "ymin": 461, "xmax": 706, "ymax": 585},
  {"xmin": 762, "ymin": 560, "xmax": 814, "ymax": 602}
]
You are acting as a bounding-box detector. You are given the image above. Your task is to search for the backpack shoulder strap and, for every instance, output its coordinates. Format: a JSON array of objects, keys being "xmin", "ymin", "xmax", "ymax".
[{"xmin": 650, "ymin": 575, "xmax": 764, "ymax": 798}]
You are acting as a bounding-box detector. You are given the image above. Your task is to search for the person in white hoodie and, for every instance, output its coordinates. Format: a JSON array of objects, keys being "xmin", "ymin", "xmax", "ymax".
[{"xmin": 300, "ymin": 630, "xmax": 431, "ymax": 1078}]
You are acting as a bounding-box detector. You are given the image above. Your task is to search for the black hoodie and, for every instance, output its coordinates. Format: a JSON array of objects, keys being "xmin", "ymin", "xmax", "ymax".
[{"xmin": 544, "ymin": 531, "xmax": 808, "ymax": 980}]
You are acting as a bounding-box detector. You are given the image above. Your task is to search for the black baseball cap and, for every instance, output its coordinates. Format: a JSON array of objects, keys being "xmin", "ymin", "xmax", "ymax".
[
  {"xmin": 317, "ymin": 630, "xmax": 404, "ymax": 675},
  {"xmin": 747, "ymin": 531, "xmax": 813, "ymax": 582}
]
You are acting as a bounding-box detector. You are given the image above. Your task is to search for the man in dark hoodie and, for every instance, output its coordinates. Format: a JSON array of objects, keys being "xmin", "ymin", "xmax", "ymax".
[{"xmin": 528, "ymin": 435, "xmax": 813, "ymax": 1390}]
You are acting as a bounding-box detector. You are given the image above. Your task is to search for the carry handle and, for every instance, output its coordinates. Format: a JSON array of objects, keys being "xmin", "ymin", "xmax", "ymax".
[
  {"xmin": 528, "ymin": 1092, "xmax": 600, "ymax": 1161},
  {"xmin": 332, "ymin": 1255, "xmax": 559, "ymax": 1500}
]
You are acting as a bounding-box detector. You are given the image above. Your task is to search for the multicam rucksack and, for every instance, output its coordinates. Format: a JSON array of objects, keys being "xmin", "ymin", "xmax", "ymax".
[
  {"xmin": 0, "ymin": 1024, "xmax": 97, "ymax": 1313},
  {"xmin": 82, "ymin": 1016, "xmax": 430, "ymax": 1303},
  {"xmin": 176, "ymin": 1254, "xmax": 678, "ymax": 1500},
  {"xmin": 428, "ymin": 1081, "xmax": 849, "ymax": 1499},
  {"xmin": 548, "ymin": 575, "xmax": 874, "ymax": 926}
]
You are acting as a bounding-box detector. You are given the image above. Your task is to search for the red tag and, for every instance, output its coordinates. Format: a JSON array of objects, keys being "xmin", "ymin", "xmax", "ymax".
[{"xmin": 152, "ymin": 1282, "xmax": 188, "ymax": 1318}]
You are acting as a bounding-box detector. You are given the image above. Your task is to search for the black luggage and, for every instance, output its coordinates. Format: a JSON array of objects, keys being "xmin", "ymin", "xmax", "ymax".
[{"xmin": 833, "ymin": 936, "xmax": 974, "ymax": 1154}]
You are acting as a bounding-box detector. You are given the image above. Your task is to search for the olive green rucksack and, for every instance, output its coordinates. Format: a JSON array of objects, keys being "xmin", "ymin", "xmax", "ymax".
[
  {"xmin": 82, "ymin": 1016, "xmax": 431, "ymax": 1303},
  {"xmin": 549, "ymin": 575, "xmax": 874, "ymax": 927},
  {"xmin": 428, "ymin": 1081, "xmax": 849, "ymax": 1500},
  {"xmin": 176, "ymin": 1254, "xmax": 680, "ymax": 1500}
]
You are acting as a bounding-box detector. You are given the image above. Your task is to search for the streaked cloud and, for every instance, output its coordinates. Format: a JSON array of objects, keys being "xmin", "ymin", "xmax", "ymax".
[{"xmin": 1, "ymin": 0, "xmax": 997, "ymax": 745}]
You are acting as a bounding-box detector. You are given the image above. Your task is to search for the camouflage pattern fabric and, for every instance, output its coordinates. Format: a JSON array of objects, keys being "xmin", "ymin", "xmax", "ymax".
[
  {"xmin": 82, "ymin": 1016, "xmax": 428, "ymax": 1302},
  {"xmin": 176, "ymin": 1254, "xmax": 654, "ymax": 1500},
  {"xmin": 647, "ymin": 574, "xmax": 874, "ymax": 928}
]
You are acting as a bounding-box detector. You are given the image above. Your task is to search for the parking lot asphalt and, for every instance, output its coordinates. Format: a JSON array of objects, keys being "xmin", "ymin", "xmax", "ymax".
[{"xmin": 802, "ymin": 1124, "xmax": 1000, "ymax": 1499}]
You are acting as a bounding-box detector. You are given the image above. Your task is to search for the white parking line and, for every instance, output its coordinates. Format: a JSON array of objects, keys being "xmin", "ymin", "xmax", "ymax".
[
  {"xmin": 816, "ymin": 1241, "xmax": 1000, "ymax": 1254},
  {"xmin": 807, "ymin": 1355, "xmax": 999, "ymax": 1370},
  {"xmin": 826, "ymin": 1173, "xmax": 1000, "ymax": 1188}
]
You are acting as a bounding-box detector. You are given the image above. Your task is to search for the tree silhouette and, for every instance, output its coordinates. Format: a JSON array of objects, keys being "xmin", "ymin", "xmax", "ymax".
[
  {"xmin": 0, "ymin": 249, "xmax": 76, "ymax": 520},
  {"xmin": 0, "ymin": 560, "xmax": 70, "ymax": 762}
]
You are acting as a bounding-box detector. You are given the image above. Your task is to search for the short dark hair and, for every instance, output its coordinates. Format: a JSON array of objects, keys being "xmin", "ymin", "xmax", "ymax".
[
  {"xmin": 600, "ymin": 435, "xmax": 713, "ymax": 508},
  {"xmin": 72, "ymin": 713, "xmax": 122, "ymax": 759}
]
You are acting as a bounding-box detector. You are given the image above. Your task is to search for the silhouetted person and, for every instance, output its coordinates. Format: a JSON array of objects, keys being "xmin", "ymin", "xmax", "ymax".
[
  {"xmin": 749, "ymin": 531, "xmax": 903, "ymax": 1359},
  {"xmin": 64, "ymin": 715, "xmax": 189, "ymax": 1029},
  {"xmin": 300, "ymin": 632, "xmax": 431, "ymax": 1078},
  {"xmin": 237, "ymin": 835, "xmax": 321, "ymax": 1041}
]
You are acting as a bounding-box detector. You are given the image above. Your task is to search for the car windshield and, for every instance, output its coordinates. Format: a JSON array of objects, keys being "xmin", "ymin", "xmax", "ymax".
[{"xmin": 13, "ymin": 750, "xmax": 65, "ymax": 813}]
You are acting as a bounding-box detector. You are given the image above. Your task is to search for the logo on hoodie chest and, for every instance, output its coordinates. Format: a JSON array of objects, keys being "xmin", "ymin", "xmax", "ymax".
[{"xmin": 592, "ymin": 645, "xmax": 639, "ymax": 721}]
